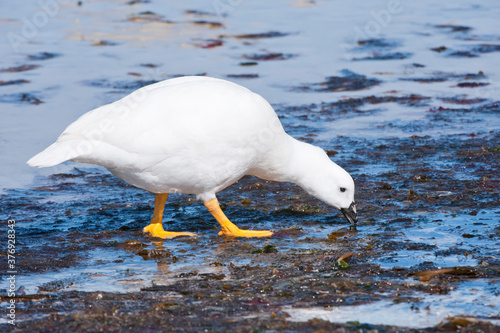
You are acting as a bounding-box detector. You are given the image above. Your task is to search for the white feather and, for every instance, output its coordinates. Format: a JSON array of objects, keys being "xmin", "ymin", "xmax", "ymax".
[{"xmin": 27, "ymin": 76, "xmax": 355, "ymax": 208}]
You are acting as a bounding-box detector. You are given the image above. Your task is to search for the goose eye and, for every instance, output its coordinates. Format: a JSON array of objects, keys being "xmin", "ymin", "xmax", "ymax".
[{"xmin": 340, "ymin": 187, "xmax": 346, "ymax": 193}]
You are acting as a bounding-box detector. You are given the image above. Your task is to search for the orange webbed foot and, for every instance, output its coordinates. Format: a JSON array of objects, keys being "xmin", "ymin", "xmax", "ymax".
[{"xmin": 143, "ymin": 223, "xmax": 196, "ymax": 239}]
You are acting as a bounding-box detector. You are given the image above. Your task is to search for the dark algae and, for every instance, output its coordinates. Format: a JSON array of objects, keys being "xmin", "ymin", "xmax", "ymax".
[
  {"xmin": 3, "ymin": 120, "xmax": 499, "ymax": 332},
  {"xmin": 295, "ymin": 70, "xmax": 382, "ymax": 92}
]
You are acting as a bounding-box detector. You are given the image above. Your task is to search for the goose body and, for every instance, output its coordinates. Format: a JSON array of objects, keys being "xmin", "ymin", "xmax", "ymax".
[{"xmin": 28, "ymin": 76, "xmax": 357, "ymax": 238}]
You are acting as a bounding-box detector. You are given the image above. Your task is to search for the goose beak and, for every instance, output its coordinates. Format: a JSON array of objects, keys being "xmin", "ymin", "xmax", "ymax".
[{"xmin": 340, "ymin": 202, "xmax": 357, "ymax": 224}]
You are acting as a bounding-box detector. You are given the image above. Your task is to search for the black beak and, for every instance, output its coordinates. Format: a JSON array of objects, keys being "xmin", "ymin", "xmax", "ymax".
[{"xmin": 340, "ymin": 202, "xmax": 357, "ymax": 224}]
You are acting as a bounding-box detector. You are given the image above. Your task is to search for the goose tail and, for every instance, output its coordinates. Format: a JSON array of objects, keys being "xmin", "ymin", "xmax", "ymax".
[{"xmin": 27, "ymin": 141, "xmax": 81, "ymax": 168}]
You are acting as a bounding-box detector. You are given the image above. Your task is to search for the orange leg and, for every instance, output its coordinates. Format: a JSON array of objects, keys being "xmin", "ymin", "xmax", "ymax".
[
  {"xmin": 204, "ymin": 198, "xmax": 273, "ymax": 238},
  {"xmin": 143, "ymin": 194, "xmax": 196, "ymax": 239}
]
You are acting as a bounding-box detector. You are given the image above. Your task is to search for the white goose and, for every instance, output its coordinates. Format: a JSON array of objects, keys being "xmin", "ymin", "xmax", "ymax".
[{"xmin": 28, "ymin": 76, "xmax": 357, "ymax": 238}]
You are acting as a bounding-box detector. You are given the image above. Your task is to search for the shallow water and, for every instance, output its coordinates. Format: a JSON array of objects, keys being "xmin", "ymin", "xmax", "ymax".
[
  {"xmin": 287, "ymin": 279, "xmax": 500, "ymax": 328},
  {"xmin": 1, "ymin": 0, "xmax": 499, "ymax": 331}
]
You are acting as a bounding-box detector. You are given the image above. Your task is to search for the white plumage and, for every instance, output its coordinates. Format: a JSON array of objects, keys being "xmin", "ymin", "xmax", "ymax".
[{"xmin": 28, "ymin": 76, "xmax": 357, "ymax": 238}]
